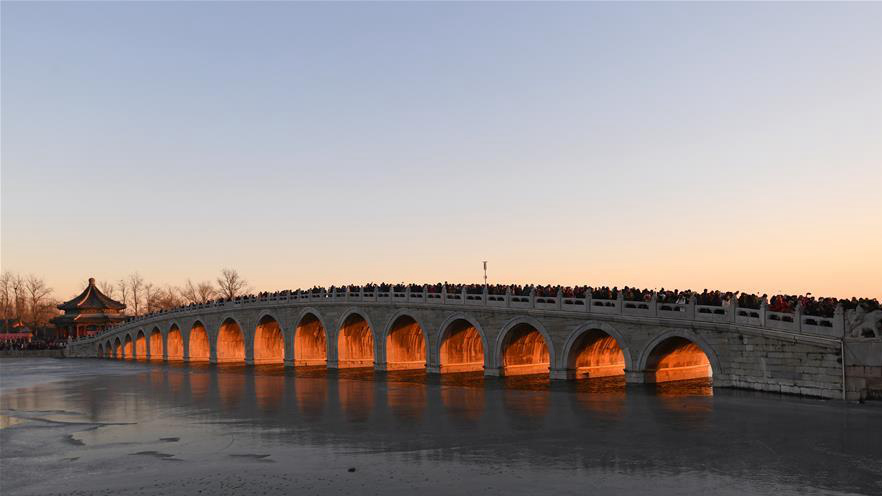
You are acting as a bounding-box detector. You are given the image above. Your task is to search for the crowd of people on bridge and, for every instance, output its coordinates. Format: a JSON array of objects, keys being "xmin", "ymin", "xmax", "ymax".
[{"xmin": 86, "ymin": 281, "xmax": 880, "ymax": 339}]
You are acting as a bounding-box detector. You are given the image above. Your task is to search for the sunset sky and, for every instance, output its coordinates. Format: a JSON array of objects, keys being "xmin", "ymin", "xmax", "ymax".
[{"xmin": 2, "ymin": 2, "xmax": 880, "ymax": 300}]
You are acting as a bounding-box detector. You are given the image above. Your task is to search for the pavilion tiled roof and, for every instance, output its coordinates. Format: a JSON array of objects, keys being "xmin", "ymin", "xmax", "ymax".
[{"xmin": 58, "ymin": 278, "xmax": 126, "ymax": 312}]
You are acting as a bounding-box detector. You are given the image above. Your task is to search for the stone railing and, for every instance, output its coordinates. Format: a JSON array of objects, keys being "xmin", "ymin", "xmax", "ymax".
[{"xmin": 73, "ymin": 286, "xmax": 847, "ymax": 345}]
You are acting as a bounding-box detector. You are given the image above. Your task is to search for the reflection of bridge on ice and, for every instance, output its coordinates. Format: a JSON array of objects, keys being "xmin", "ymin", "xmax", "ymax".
[{"xmin": 66, "ymin": 288, "xmax": 882, "ymax": 400}]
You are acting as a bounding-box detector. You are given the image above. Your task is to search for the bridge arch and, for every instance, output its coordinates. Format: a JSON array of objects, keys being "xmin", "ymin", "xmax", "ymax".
[
  {"xmin": 494, "ymin": 316, "xmax": 555, "ymax": 376},
  {"xmin": 149, "ymin": 327, "xmax": 163, "ymax": 360},
  {"xmin": 435, "ymin": 313, "xmax": 488, "ymax": 373},
  {"xmin": 637, "ymin": 329, "xmax": 720, "ymax": 383},
  {"xmin": 166, "ymin": 324, "xmax": 183, "ymax": 360},
  {"xmin": 216, "ymin": 316, "xmax": 246, "ymax": 363},
  {"xmin": 294, "ymin": 308, "xmax": 328, "ymax": 366},
  {"xmin": 336, "ymin": 308, "xmax": 375, "ymax": 368},
  {"xmin": 123, "ymin": 333, "xmax": 134, "ymax": 360},
  {"xmin": 253, "ymin": 313, "xmax": 284, "ymax": 364},
  {"xmin": 135, "ymin": 330, "xmax": 147, "ymax": 359},
  {"xmin": 96, "ymin": 343, "xmax": 104, "ymax": 358},
  {"xmin": 382, "ymin": 310, "xmax": 428, "ymax": 370},
  {"xmin": 188, "ymin": 320, "xmax": 210, "ymax": 362},
  {"xmin": 113, "ymin": 337, "xmax": 122, "ymax": 358},
  {"xmin": 105, "ymin": 340, "xmax": 113, "ymax": 358},
  {"xmin": 561, "ymin": 322, "xmax": 631, "ymax": 379}
]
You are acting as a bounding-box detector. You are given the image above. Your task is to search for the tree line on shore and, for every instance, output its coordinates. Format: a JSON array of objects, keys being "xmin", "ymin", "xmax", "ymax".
[{"xmin": 0, "ymin": 269, "xmax": 251, "ymax": 329}]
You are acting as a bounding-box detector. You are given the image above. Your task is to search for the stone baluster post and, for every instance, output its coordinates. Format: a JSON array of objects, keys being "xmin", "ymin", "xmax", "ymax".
[
  {"xmin": 687, "ymin": 294, "xmax": 696, "ymax": 320},
  {"xmin": 649, "ymin": 291, "xmax": 658, "ymax": 317},
  {"xmin": 505, "ymin": 286, "xmax": 511, "ymax": 308},
  {"xmin": 616, "ymin": 289, "xmax": 624, "ymax": 314},
  {"xmin": 441, "ymin": 285, "xmax": 447, "ymax": 304},
  {"xmin": 729, "ymin": 294, "xmax": 737, "ymax": 323},
  {"xmin": 795, "ymin": 301, "xmax": 804, "ymax": 333},
  {"xmin": 585, "ymin": 287, "xmax": 593, "ymax": 314},
  {"xmin": 760, "ymin": 296, "xmax": 768, "ymax": 327},
  {"xmin": 556, "ymin": 288, "xmax": 563, "ymax": 310},
  {"xmin": 833, "ymin": 303, "xmax": 845, "ymax": 338}
]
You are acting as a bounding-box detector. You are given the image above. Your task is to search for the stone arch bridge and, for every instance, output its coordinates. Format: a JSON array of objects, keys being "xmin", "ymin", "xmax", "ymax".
[{"xmin": 66, "ymin": 288, "xmax": 882, "ymax": 400}]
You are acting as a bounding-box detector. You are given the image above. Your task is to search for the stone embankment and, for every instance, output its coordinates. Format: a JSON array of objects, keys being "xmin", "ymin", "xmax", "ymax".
[{"xmin": 0, "ymin": 349, "xmax": 66, "ymax": 358}]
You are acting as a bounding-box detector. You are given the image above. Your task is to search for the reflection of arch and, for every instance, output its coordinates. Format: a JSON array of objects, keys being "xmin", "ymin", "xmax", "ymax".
[
  {"xmin": 123, "ymin": 334, "xmax": 134, "ymax": 360},
  {"xmin": 254, "ymin": 373, "xmax": 285, "ymax": 412},
  {"xmin": 294, "ymin": 311, "xmax": 327, "ymax": 366},
  {"xmin": 135, "ymin": 330, "xmax": 147, "ymax": 359},
  {"xmin": 218, "ymin": 372, "xmax": 246, "ymax": 409},
  {"xmin": 437, "ymin": 314, "xmax": 487, "ymax": 373},
  {"xmin": 253, "ymin": 314, "xmax": 284, "ymax": 364},
  {"xmin": 167, "ymin": 324, "xmax": 184, "ymax": 360},
  {"xmin": 495, "ymin": 317, "xmax": 553, "ymax": 376},
  {"xmin": 337, "ymin": 311, "xmax": 374, "ymax": 368},
  {"xmin": 295, "ymin": 376, "xmax": 327, "ymax": 419},
  {"xmin": 216, "ymin": 317, "xmax": 246, "ymax": 363},
  {"xmin": 188, "ymin": 321, "xmax": 210, "ymax": 362},
  {"xmin": 149, "ymin": 327, "xmax": 163, "ymax": 360},
  {"xmin": 561, "ymin": 322, "xmax": 631, "ymax": 379},
  {"xmin": 442, "ymin": 384, "xmax": 485, "ymax": 425},
  {"xmin": 637, "ymin": 330, "xmax": 718, "ymax": 383},
  {"xmin": 338, "ymin": 377, "xmax": 374, "ymax": 422},
  {"xmin": 387, "ymin": 383, "xmax": 426, "ymax": 421},
  {"xmin": 382, "ymin": 312, "xmax": 427, "ymax": 370}
]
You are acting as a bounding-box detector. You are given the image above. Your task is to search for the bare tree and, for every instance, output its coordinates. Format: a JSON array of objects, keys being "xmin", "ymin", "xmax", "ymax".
[
  {"xmin": 98, "ymin": 280, "xmax": 116, "ymax": 299},
  {"xmin": 216, "ymin": 268, "xmax": 249, "ymax": 299},
  {"xmin": 11, "ymin": 273, "xmax": 25, "ymax": 319},
  {"xmin": 180, "ymin": 279, "xmax": 217, "ymax": 304},
  {"xmin": 0, "ymin": 271, "xmax": 13, "ymax": 320},
  {"xmin": 117, "ymin": 278, "xmax": 130, "ymax": 314},
  {"xmin": 128, "ymin": 273, "xmax": 145, "ymax": 316},
  {"xmin": 25, "ymin": 274, "xmax": 55, "ymax": 330},
  {"xmin": 150, "ymin": 286, "xmax": 182, "ymax": 311},
  {"xmin": 143, "ymin": 283, "xmax": 156, "ymax": 314}
]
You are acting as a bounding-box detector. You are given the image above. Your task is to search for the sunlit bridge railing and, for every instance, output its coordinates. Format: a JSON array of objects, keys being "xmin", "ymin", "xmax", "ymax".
[{"xmin": 76, "ymin": 284, "xmax": 849, "ymax": 346}]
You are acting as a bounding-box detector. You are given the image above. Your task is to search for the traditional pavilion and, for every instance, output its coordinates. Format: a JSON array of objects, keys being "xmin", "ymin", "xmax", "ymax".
[{"xmin": 51, "ymin": 278, "xmax": 126, "ymax": 339}]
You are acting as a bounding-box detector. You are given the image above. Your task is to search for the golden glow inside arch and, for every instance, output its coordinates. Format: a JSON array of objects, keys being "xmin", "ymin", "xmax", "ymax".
[
  {"xmin": 254, "ymin": 315, "xmax": 284, "ymax": 364},
  {"xmin": 135, "ymin": 331, "xmax": 147, "ymax": 360},
  {"xmin": 385, "ymin": 315, "xmax": 425, "ymax": 371},
  {"xmin": 439, "ymin": 319, "xmax": 484, "ymax": 373},
  {"xmin": 501, "ymin": 323, "xmax": 549, "ymax": 376},
  {"xmin": 644, "ymin": 337, "xmax": 712, "ymax": 383},
  {"xmin": 294, "ymin": 313, "xmax": 326, "ymax": 366},
  {"xmin": 216, "ymin": 318, "xmax": 245, "ymax": 363},
  {"xmin": 123, "ymin": 335, "xmax": 133, "ymax": 360},
  {"xmin": 188, "ymin": 322, "xmax": 210, "ymax": 362},
  {"xmin": 567, "ymin": 329, "xmax": 625, "ymax": 379},
  {"xmin": 337, "ymin": 314, "xmax": 373, "ymax": 368},
  {"xmin": 167, "ymin": 326, "xmax": 183, "ymax": 360},
  {"xmin": 149, "ymin": 328, "xmax": 163, "ymax": 360}
]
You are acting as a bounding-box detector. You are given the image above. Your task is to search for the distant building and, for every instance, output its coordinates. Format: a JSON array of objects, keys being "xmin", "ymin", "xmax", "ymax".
[
  {"xmin": 0, "ymin": 318, "xmax": 33, "ymax": 343},
  {"xmin": 51, "ymin": 278, "xmax": 126, "ymax": 339}
]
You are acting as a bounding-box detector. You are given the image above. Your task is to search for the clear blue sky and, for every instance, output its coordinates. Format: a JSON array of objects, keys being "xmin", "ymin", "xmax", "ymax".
[{"xmin": 2, "ymin": 2, "xmax": 880, "ymax": 299}]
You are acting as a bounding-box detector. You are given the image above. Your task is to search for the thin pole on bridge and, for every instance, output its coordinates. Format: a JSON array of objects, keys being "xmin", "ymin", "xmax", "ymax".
[{"xmin": 483, "ymin": 261, "xmax": 488, "ymax": 286}]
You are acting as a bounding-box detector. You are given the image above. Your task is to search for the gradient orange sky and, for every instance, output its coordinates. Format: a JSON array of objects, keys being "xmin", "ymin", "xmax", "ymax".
[{"xmin": 2, "ymin": 3, "xmax": 880, "ymax": 300}]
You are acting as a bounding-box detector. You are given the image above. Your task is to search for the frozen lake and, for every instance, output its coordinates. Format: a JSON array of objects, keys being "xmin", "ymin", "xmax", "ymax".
[{"xmin": 1, "ymin": 358, "xmax": 880, "ymax": 495}]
